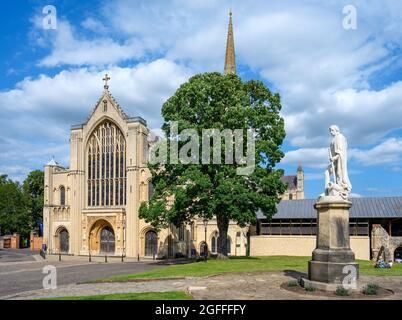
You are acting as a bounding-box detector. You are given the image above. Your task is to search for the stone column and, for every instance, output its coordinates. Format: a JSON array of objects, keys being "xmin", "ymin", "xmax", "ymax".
[{"xmin": 304, "ymin": 196, "xmax": 359, "ymax": 290}]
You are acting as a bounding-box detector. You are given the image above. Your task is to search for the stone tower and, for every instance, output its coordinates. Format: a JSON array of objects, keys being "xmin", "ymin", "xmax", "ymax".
[{"xmin": 296, "ymin": 163, "xmax": 305, "ymax": 199}]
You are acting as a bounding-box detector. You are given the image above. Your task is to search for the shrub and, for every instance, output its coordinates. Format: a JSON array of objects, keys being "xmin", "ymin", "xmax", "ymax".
[
  {"xmin": 335, "ymin": 286, "xmax": 350, "ymax": 296},
  {"xmin": 287, "ymin": 280, "xmax": 299, "ymax": 287},
  {"xmin": 304, "ymin": 286, "xmax": 316, "ymax": 292},
  {"xmin": 362, "ymin": 283, "xmax": 379, "ymax": 295}
]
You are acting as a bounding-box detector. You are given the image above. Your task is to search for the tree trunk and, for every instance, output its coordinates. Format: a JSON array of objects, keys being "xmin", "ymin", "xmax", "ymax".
[{"xmin": 217, "ymin": 216, "xmax": 229, "ymax": 259}]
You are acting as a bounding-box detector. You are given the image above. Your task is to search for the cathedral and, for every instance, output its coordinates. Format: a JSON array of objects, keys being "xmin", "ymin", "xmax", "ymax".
[{"xmin": 42, "ymin": 13, "xmax": 304, "ymax": 259}]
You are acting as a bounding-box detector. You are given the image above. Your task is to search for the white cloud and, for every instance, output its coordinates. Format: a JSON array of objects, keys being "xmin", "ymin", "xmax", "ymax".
[
  {"xmin": 38, "ymin": 20, "xmax": 146, "ymax": 67},
  {"xmin": 282, "ymin": 147, "xmax": 328, "ymax": 169},
  {"xmin": 0, "ymin": 59, "xmax": 191, "ymax": 180},
  {"xmin": 349, "ymin": 193, "xmax": 362, "ymax": 198},
  {"xmin": 81, "ymin": 17, "xmax": 107, "ymax": 33},
  {"xmin": 7, "ymin": 0, "xmax": 402, "ymax": 181},
  {"xmin": 283, "ymin": 137, "xmax": 402, "ymax": 169},
  {"xmin": 350, "ymin": 138, "xmax": 402, "ymax": 166}
]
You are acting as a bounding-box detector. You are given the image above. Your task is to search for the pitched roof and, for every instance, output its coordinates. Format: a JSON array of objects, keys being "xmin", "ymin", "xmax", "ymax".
[
  {"xmin": 280, "ymin": 175, "xmax": 297, "ymax": 190},
  {"xmin": 46, "ymin": 157, "xmax": 59, "ymax": 166},
  {"xmin": 85, "ymin": 89, "xmax": 130, "ymax": 124},
  {"xmin": 257, "ymin": 197, "xmax": 402, "ymax": 220}
]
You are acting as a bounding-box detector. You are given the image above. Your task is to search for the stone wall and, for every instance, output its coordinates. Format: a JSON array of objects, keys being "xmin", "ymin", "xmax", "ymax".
[
  {"xmin": 250, "ymin": 235, "xmax": 370, "ymax": 260},
  {"xmin": 371, "ymin": 224, "xmax": 402, "ymax": 261}
]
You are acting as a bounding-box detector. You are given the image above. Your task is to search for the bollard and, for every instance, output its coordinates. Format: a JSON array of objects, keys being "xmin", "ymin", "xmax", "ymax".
[
  {"xmin": 105, "ymin": 255, "xmax": 107, "ymax": 263},
  {"xmin": 59, "ymin": 253, "xmax": 61, "ymax": 261},
  {"xmin": 89, "ymin": 253, "xmax": 91, "ymax": 262},
  {"xmin": 137, "ymin": 253, "xmax": 140, "ymax": 262}
]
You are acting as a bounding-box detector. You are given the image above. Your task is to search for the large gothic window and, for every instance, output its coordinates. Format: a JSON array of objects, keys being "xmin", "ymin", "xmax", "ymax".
[{"xmin": 87, "ymin": 120, "xmax": 126, "ymax": 206}]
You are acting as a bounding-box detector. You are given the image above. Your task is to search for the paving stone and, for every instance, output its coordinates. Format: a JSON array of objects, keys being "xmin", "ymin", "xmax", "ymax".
[{"xmin": 4, "ymin": 271, "xmax": 402, "ymax": 300}]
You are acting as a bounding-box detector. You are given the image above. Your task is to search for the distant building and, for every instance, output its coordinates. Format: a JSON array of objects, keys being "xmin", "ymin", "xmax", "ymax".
[{"xmin": 280, "ymin": 164, "xmax": 304, "ymax": 200}]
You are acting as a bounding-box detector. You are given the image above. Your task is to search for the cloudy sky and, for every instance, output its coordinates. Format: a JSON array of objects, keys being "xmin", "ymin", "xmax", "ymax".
[{"xmin": 1, "ymin": 0, "xmax": 402, "ymax": 198}]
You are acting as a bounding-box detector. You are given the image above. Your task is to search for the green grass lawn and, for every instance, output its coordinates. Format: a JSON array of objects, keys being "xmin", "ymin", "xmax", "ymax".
[
  {"xmin": 93, "ymin": 256, "xmax": 402, "ymax": 282},
  {"xmin": 40, "ymin": 291, "xmax": 193, "ymax": 300}
]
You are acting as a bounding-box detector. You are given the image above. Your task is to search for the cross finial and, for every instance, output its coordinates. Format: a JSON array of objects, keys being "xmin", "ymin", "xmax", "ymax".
[{"xmin": 103, "ymin": 74, "xmax": 110, "ymax": 90}]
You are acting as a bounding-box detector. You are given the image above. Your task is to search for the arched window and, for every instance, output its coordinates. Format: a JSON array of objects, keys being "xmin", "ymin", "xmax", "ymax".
[
  {"xmin": 86, "ymin": 121, "xmax": 126, "ymax": 206},
  {"xmin": 227, "ymin": 236, "xmax": 231, "ymax": 255},
  {"xmin": 211, "ymin": 232, "xmax": 218, "ymax": 253},
  {"xmin": 178, "ymin": 225, "xmax": 185, "ymax": 241},
  {"xmin": 148, "ymin": 181, "xmax": 154, "ymax": 200},
  {"xmin": 60, "ymin": 186, "xmax": 66, "ymax": 206}
]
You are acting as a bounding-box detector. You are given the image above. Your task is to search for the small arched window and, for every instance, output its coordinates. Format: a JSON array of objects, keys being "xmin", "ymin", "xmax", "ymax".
[
  {"xmin": 178, "ymin": 225, "xmax": 185, "ymax": 241},
  {"xmin": 60, "ymin": 186, "xmax": 66, "ymax": 206},
  {"xmin": 211, "ymin": 233, "xmax": 218, "ymax": 253},
  {"xmin": 148, "ymin": 182, "xmax": 154, "ymax": 201},
  {"xmin": 227, "ymin": 236, "xmax": 231, "ymax": 255}
]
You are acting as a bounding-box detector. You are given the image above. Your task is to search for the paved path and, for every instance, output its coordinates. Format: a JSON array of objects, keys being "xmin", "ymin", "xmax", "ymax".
[
  {"xmin": 0, "ymin": 250, "xmax": 165, "ymax": 298},
  {"xmin": 4, "ymin": 271, "xmax": 402, "ymax": 300},
  {"xmin": 0, "ymin": 248, "xmax": 39, "ymax": 263}
]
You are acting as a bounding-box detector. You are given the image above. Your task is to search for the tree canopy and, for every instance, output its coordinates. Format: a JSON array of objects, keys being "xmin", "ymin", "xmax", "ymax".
[
  {"xmin": 139, "ymin": 72, "xmax": 286, "ymax": 257},
  {"xmin": 0, "ymin": 170, "xmax": 44, "ymax": 236}
]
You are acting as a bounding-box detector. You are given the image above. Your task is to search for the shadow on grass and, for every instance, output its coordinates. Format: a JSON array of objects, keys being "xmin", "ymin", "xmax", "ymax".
[
  {"xmin": 149, "ymin": 256, "xmax": 260, "ymax": 266},
  {"xmin": 229, "ymin": 256, "xmax": 259, "ymax": 260}
]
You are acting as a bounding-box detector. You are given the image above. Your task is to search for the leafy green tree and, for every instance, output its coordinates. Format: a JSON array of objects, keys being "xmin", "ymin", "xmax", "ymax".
[
  {"xmin": 22, "ymin": 170, "xmax": 44, "ymax": 230},
  {"xmin": 139, "ymin": 72, "xmax": 286, "ymax": 257},
  {"xmin": 0, "ymin": 175, "xmax": 29, "ymax": 235}
]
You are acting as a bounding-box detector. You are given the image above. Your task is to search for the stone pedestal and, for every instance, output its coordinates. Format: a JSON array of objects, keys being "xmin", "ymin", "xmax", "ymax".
[{"xmin": 304, "ymin": 196, "xmax": 359, "ymax": 290}]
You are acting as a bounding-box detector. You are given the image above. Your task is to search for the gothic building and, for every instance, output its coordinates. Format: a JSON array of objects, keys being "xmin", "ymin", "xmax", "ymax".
[{"xmin": 280, "ymin": 164, "xmax": 304, "ymax": 200}]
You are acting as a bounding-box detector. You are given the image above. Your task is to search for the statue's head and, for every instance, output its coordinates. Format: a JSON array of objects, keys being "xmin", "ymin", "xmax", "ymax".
[{"xmin": 329, "ymin": 125, "xmax": 340, "ymax": 136}]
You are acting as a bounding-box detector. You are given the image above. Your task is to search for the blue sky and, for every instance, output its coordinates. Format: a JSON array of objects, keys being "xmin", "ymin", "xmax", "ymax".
[{"xmin": 1, "ymin": 0, "xmax": 402, "ymax": 199}]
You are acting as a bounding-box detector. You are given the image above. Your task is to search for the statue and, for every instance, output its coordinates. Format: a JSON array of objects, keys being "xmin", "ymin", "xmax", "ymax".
[
  {"xmin": 305, "ymin": 125, "xmax": 358, "ymax": 291},
  {"xmin": 324, "ymin": 125, "xmax": 352, "ymax": 200}
]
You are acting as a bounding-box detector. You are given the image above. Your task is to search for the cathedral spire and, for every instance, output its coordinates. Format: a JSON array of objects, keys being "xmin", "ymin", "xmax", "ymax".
[{"xmin": 224, "ymin": 10, "xmax": 236, "ymax": 75}]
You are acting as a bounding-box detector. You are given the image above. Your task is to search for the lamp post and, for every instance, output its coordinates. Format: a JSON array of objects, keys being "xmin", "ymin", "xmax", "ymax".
[{"xmin": 203, "ymin": 219, "xmax": 208, "ymax": 262}]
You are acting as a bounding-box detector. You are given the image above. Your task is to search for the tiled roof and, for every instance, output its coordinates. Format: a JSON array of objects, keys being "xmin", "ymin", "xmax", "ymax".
[
  {"xmin": 280, "ymin": 175, "xmax": 297, "ymax": 190},
  {"xmin": 257, "ymin": 197, "xmax": 402, "ymax": 220}
]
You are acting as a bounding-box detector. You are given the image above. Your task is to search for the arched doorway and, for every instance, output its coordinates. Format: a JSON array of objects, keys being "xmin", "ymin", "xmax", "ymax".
[
  {"xmin": 100, "ymin": 226, "xmax": 115, "ymax": 254},
  {"xmin": 89, "ymin": 220, "xmax": 116, "ymax": 255},
  {"xmin": 59, "ymin": 228, "xmax": 69, "ymax": 253},
  {"xmin": 395, "ymin": 247, "xmax": 402, "ymax": 261},
  {"xmin": 145, "ymin": 230, "xmax": 157, "ymax": 256}
]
